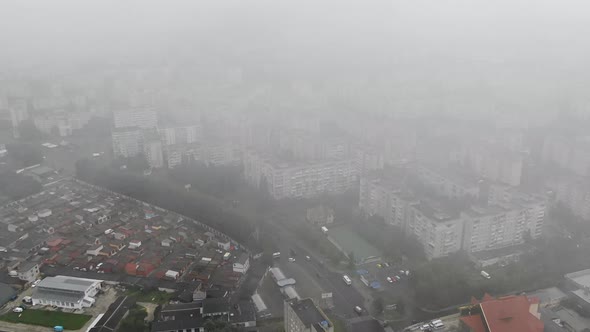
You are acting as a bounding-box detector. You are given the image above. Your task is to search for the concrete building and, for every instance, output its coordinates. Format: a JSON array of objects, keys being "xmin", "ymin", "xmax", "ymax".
[
  {"xmin": 16, "ymin": 261, "xmax": 40, "ymax": 283},
  {"xmin": 233, "ymin": 253, "xmax": 250, "ymax": 274},
  {"xmin": 32, "ymin": 110, "xmax": 91, "ymax": 137},
  {"xmin": 306, "ymin": 205, "xmax": 335, "ymax": 226},
  {"xmin": 462, "ymin": 201, "xmax": 545, "ymax": 254},
  {"xmin": 284, "ymin": 298, "xmax": 333, "ymax": 332},
  {"xmin": 542, "ymin": 135, "xmax": 590, "ymax": 177},
  {"xmin": 564, "ymin": 269, "xmax": 590, "ymax": 314},
  {"xmin": 112, "ymin": 127, "xmax": 143, "ymax": 158},
  {"xmin": 9, "ymin": 100, "xmax": 29, "ymax": 138},
  {"xmin": 453, "ymin": 143, "xmax": 523, "ymax": 186},
  {"xmin": 244, "ymin": 151, "xmax": 358, "ymax": 199},
  {"xmin": 158, "ymin": 125, "xmax": 201, "ymax": 146},
  {"xmin": 549, "ymin": 175, "xmax": 590, "ymax": 221},
  {"xmin": 164, "ymin": 143, "xmax": 201, "ymax": 169},
  {"xmin": 359, "ymin": 172, "xmax": 417, "ymax": 228},
  {"xmin": 407, "ymin": 200, "xmax": 464, "ymax": 259},
  {"xmin": 415, "ymin": 164, "xmax": 480, "ymax": 200},
  {"xmin": 143, "ymin": 136, "xmax": 164, "ymax": 169},
  {"xmin": 32, "ymin": 276, "xmax": 102, "ymax": 309},
  {"xmin": 113, "ymin": 108, "xmax": 157, "ymax": 129}
]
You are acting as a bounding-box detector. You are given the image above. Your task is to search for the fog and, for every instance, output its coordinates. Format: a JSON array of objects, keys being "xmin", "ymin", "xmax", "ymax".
[
  {"xmin": 2, "ymin": 1, "xmax": 590, "ymax": 68},
  {"xmin": 3, "ymin": 2, "xmax": 590, "ymax": 330}
]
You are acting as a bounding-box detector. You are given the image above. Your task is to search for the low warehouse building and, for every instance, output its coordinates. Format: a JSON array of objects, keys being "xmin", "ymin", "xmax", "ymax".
[{"xmin": 32, "ymin": 275, "xmax": 102, "ymax": 309}]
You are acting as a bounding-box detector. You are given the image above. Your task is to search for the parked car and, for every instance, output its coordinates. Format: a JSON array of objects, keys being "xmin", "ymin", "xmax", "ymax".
[
  {"xmin": 31, "ymin": 280, "xmax": 41, "ymax": 288},
  {"xmin": 354, "ymin": 306, "xmax": 363, "ymax": 315},
  {"xmin": 12, "ymin": 307, "xmax": 23, "ymax": 313},
  {"xmin": 386, "ymin": 277, "xmax": 393, "ymax": 283},
  {"xmin": 305, "ymin": 255, "xmax": 311, "ymax": 261},
  {"xmin": 288, "ymin": 257, "xmax": 296, "ymax": 262}
]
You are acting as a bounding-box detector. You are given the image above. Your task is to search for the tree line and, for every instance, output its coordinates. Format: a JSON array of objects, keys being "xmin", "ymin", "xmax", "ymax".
[{"xmin": 75, "ymin": 159, "xmax": 260, "ymax": 251}]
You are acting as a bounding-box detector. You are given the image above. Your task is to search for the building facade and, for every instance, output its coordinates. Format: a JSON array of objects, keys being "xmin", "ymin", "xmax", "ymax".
[
  {"xmin": 113, "ymin": 108, "xmax": 157, "ymax": 129},
  {"xmin": 284, "ymin": 298, "xmax": 333, "ymax": 332},
  {"xmin": 32, "ymin": 276, "xmax": 102, "ymax": 309},
  {"xmin": 244, "ymin": 151, "xmax": 358, "ymax": 199},
  {"xmin": 112, "ymin": 127, "xmax": 143, "ymax": 158}
]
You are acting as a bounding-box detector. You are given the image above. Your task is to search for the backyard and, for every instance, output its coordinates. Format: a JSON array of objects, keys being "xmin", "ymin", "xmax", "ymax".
[{"xmin": 0, "ymin": 309, "xmax": 92, "ymax": 330}]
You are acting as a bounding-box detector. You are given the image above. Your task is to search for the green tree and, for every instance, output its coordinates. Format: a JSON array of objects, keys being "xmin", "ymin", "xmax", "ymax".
[
  {"xmin": 373, "ymin": 297, "xmax": 384, "ymax": 315},
  {"xmin": 348, "ymin": 251, "xmax": 355, "ymax": 269},
  {"xmin": 17, "ymin": 119, "xmax": 45, "ymax": 141}
]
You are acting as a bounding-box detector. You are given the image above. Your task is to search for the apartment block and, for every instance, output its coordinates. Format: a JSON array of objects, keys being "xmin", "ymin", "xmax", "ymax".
[
  {"xmin": 143, "ymin": 138, "xmax": 164, "ymax": 169},
  {"xmin": 543, "ymin": 135, "xmax": 590, "ymax": 177},
  {"xmin": 462, "ymin": 200, "xmax": 545, "ymax": 254},
  {"xmin": 113, "ymin": 108, "xmax": 157, "ymax": 129},
  {"xmin": 548, "ymin": 175, "xmax": 590, "ymax": 221},
  {"xmin": 158, "ymin": 125, "xmax": 201, "ymax": 146},
  {"xmin": 112, "ymin": 127, "xmax": 143, "ymax": 158},
  {"xmin": 407, "ymin": 200, "xmax": 464, "ymax": 259},
  {"xmin": 359, "ymin": 173, "xmax": 416, "ymax": 228},
  {"xmin": 415, "ymin": 164, "xmax": 480, "ymax": 200},
  {"xmin": 244, "ymin": 151, "xmax": 358, "ymax": 199},
  {"xmin": 284, "ymin": 298, "xmax": 333, "ymax": 332}
]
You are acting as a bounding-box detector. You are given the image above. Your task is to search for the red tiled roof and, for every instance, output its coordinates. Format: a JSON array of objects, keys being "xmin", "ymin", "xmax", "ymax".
[
  {"xmin": 461, "ymin": 315, "xmax": 486, "ymax": 332},
  {"xmin": 481, "ymin": 296, "xmax": 544, "ymax": 332}
]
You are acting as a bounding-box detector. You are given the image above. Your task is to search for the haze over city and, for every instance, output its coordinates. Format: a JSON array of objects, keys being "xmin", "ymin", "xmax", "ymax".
[{"xmin": 1, "ymin": 1, "xmax": 590, "ymax": 332}]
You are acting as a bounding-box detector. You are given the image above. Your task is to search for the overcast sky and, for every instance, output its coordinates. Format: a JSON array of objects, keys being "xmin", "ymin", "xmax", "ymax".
[{"xmin": 1, "ymin": 0, "xmax": 589, "ymax": 68}]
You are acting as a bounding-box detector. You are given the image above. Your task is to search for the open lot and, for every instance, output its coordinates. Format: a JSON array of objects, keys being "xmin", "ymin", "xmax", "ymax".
[
  {"xmin": 329, "ymin": 226, "xmax": 381, "ymax": 262},
  {"xmin": 0, "ymin": 309, "xmax": 92, "ymax": 330}
]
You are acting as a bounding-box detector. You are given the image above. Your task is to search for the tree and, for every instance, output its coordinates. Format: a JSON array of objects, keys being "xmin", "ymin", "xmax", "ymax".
[
  {"xmin": 17, "ymin": 119, "xmax": 45, "ymax": 141},
  {"xmin": 6, "ymin": 142, "xmax": 43, "ymax": 167},
  {"xmin": 348, "ymin": 251, "xmax": 356, "ymax": 269},
  {"xmin": 373, "ymin": 297, "xmax": 384, "ymax": 314}
]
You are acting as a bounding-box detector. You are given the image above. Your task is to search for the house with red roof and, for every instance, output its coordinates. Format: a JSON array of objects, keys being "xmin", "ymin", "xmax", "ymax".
[{"xmin": 460, "ymin": 294, "xmax": 544, "ymax": 332}]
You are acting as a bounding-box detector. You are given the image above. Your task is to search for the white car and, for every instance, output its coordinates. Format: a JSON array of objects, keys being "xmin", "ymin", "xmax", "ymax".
[
  {"xmin": 288, "ymin": 257, "xmax": 296, "ymax": 262},
  {"xmin": 386, "ymin": 277, "xmax": 393, "ymax": 283},
  {"xmin": 13, "ymin": 307, "xmax": 23, "ymax": 313},
  {"xmin": 31, "ymin": 280, "xmax": 41, "ymax": 288}
]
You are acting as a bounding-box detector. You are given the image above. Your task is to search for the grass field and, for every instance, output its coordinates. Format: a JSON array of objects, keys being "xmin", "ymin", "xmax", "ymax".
[
  {"xmin": 125, "ymin": 288, "xmax": 174, "ymax": 304},
  {"xmin": 0, "ymin": 309, "xmax": 92, "ymax": 330}
]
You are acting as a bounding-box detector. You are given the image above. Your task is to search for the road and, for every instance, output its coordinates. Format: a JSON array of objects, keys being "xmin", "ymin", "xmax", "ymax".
[{"xmin": 265, "ymin": 219, "xmax": 368, "ymax": 319}]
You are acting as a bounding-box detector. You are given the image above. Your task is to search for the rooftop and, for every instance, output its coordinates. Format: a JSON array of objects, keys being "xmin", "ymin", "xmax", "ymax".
[
  {"xmin": 37, "ymin": 275, "xmax": 101, "ymax": 293},
  {"xmin": 288, "ymin": 298, "xmax": 331, "ymax": 328},
  {"xmin": 461, "ymin": 294, "xmax": 543, "ymax": 332},
  {"xmin": 565, "ymin": 268, "xmax": 590, "ymax": 289}
]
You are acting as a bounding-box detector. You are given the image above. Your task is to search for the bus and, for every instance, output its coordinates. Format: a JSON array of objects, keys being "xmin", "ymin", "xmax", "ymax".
[{"xmin": 343, "ymin": 274, "xmax": 352, "ymax": 285}]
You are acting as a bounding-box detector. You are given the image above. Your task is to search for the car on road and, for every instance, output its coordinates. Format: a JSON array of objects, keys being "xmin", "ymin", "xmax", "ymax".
[
  {"xmin": 31, "ymin": 279, "xmax": 41, "ymax": 288},
  {"xmin": 288, "ymin": 257, "xmax": 296, "ymax": 262},
  {"xmin": 305, "ymin": 255, "xmax": 311, "ymax": 261},
  {"xmin": 354, "ymin": 306, "xmax": 363, "ymax": 315},
  {"xmin": 386, "ymin": 277, "xmax": 393, "ymax": 283},
  {"xmin": 395, "ymin": 275, "xmax": 401, "ymax": 281}
]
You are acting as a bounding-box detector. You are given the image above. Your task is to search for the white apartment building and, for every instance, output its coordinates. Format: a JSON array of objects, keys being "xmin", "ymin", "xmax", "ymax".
[
  {"xmin": 359, "ymin": 173, "xmax": 416, "ymax": 228},
  {"xmin": 158, "ymin": 125, "xmax": 201, "ymax": 145},
  {"xmin": 284, "ymin": 298, "xmax": 333, "ymax": 332},
  {"xmin": 9, "ymin": 101, "xmax": 29, "ymax": 137},
  {"xmin": 32, "ymin": 111, "xmax": 91, "ymax": 137},
  {"xmin": 542, "ymin": 135, "xmax": 590, "ymax": 177},
  {"xmin": 451, "ymin": 143, "xmax": 523, "ymax": 186},
  {"xmin": 548, "ymin": 176, "xmax": 590, "ymax": 221},
  {"xmin": 244, "ymin": 151, "xmax": 358, "ymax": 199},
  {"xmin": 112, "ymin": 127, "xmax": 143, "ymax": 158},
  {"xmin": 462, "ymin": 199, "xmax": 545, "ymax": 254},
  {"xmin": 113, "ymin": 108, "xmax": 157, "ymax": 129},
  {"xmin": 164, "ymin": 143, "xmax": 201, "ymax": 169},
  {"xmin": 144, "ymin": 139, "xmax": 164, "ymax": 169},
  {"xmin": 415, "ymin": 164, "xmax": 480, "ymax": 200},
  {"xmin": 407, "ymin": 201, "xmax": 464, "ymax": 259}
]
